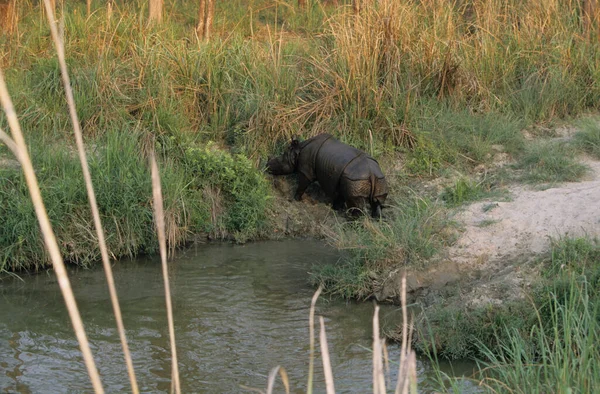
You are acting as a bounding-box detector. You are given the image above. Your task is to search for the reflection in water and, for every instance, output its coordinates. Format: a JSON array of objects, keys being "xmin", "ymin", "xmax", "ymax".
[{"xmin": 0, "ymin": 240, "xmax": 478, "ymax": 393}]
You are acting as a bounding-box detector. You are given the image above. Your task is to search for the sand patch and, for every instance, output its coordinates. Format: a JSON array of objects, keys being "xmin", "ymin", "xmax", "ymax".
[
  {"xmin": 449, "ymin": 158, "xmax": 600, "ymax": 266},
  {"xmin": 376, "ymin": 157, "xmax": 600, "ymax": 305}
]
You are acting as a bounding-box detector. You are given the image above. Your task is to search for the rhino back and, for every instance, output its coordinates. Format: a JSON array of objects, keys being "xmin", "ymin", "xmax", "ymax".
[
  {"xmin": 343, "ymin": 156, "xmax": 385, "ymax": 181},
  {"xmin": 296, "ymin": 134, "xmax": 333, "ymax": 181},
  {"xmin": 313, "ymin": 138, "xmax": 364, "ymax": 197}
]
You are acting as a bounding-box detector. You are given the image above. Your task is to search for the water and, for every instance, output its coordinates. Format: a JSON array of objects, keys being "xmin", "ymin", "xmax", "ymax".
[{"xmin": 0, "ymin": 240, "xmax": 478, "ymax": 393}]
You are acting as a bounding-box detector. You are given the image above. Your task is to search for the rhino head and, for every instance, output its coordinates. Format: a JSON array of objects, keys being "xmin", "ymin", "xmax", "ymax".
[{"xmin": 266, "ymin": 136, "xmax": 301, "ymax": 175}]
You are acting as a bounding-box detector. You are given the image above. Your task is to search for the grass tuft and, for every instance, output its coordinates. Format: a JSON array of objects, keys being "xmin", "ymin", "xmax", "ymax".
[
  {"xmin": 441, "ymin": 177, "xmax": 501, "ymax": 207},
  {"xmin": 311, "ymin": 195, "xmax": 454, "ymax": 299},
  {"xmin": 573, "ymin": 117, "xmax": 600, "ymax": 159},
  {"xmin": 414, "ymin": 236, "xmax": 600, "ymax": 364},
  {"xmin": 514, "ymin": 141, "xmax": 588, "ymax": 183}
]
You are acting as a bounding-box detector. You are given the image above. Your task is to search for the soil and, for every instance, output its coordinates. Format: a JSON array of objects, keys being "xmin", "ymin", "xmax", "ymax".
[
  {"xmin": 265, "ymin": 174, "xmax": 340, "ymax": 239},
  {"xmin": 374, "ymin": 155, "xmax": 600, "ymax": 308}
]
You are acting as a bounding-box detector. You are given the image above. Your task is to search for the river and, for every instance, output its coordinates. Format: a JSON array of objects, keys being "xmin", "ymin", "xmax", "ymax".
[{"xmin": 0, "ymin": 240, "xmax": 478, "ymax": 393}]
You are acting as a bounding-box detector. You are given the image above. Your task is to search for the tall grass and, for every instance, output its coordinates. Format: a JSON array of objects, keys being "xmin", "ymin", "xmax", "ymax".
[
  {"xmin": 4, "ymin": 0, "xmax": 600, "ymax": 154},
  {"xmin": 311, "ymin": 195, "xmax": 454, "ymax": 299},
  {"xmin": 478, "ymin": 275, "xmax": 600, "ymax": 393},
  {"xmin": 415, "ymin": 236, "xmax": 600, "ymax": 374}
]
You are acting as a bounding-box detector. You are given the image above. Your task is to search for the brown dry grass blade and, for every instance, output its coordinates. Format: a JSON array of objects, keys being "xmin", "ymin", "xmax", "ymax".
[
  {"xmin": 307, "ymin": 285, "xmax": 323, "ymax": 394},
  {"xmin": 0, "ymin": 69, "xmax": 104, "ymax": 393},
  {"xmin": 39, "ymin": 0, "xmax": 140, "ymax": 391},
  {"xmin": 395, "ymin": 274, "xmax": 418, "ymax": 394},
  {"xmin": 150, "ymin": 152, "xmax": 181, "ymax": 394},
  {"xmin": 372, "ymin": 305, "xmax": 386, "ymax": 394},
  {"xmin": 318, "ymin": 316, "xmax": 336, "ymax": 394},
  {"xmin": 266, "ymin": 365, "xmax": 290, "ymax": 394}
]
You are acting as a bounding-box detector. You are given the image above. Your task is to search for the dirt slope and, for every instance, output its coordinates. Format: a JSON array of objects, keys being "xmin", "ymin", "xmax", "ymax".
[
  {"xmin": 376, "ymin": 157, "xmax": 600, "ymax": 306},
  {"xmin": 450, "ymin": 158, "xmax": 600, "ymax": 266}
]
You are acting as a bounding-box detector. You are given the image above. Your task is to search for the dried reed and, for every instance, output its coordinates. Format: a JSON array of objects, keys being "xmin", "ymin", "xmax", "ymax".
[
  {"xmin": 0, "ymin": 70, "xmax": 104, "ymax": 393},
  {"xmin": 41, "ymin": 0, "xmax": 139, "ymax": 391},
  {"xmin": 150, "ymin": 153, "xmax": 181, "ymax": 394}
]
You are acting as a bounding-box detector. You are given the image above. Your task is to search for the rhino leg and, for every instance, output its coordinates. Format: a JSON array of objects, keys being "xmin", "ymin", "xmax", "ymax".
[
  {"xmin": 332, "ymin": 195, "xmax": 345, "ymax": 211},
  {"xmin": 371, "ymin": 201, "xmax": 382, "ymax": 219},
  {"xmin": 294, "ymin": 173, "xmax": 312, "ymax": 201},
  {"xmin": 345, "ymin": 196, "xmax": 368, "ymax": 217}
]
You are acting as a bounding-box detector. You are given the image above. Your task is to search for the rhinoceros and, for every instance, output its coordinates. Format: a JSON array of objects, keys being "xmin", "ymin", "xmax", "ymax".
[{"xmin": 266, "ymin": 133, "xmax": 388, "ymax": 218}]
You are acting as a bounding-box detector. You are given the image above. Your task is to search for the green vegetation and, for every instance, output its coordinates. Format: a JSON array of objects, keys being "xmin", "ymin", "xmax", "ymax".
[
  {"xmin": 311, "ymin": 195, "xmax": 454, "ymax": 299},
  {"xmin": 0, "ymin": 132, "xmax": 270, "ymax": 272},
  {"xmin": 573, "ymin": 117, "xmax": 600, "ymax": 159},
  {"xmin": 514, "ymin": 141, "xmax": 588, "ymax": 183},
  {"xmin": 405, "ymin": 106, "xmax": 525, "ymax": 176},
  {"xmin": 474, "ymin": 238, "xmax": 600, "ymax": 392},
  {"xmin": 182, "ymin": 143, "xmax": 270, "ymax": 239},
  {"xmin": 441, "ymin": 177, "xmax": 507, "ymax": 207},
  {"xmin": 0, "ymin": 0, "xmax": 598, "ymax": 297},
  {"xmin": 416, "ymin": 237, "xmax": 600, "ymax": 367}
]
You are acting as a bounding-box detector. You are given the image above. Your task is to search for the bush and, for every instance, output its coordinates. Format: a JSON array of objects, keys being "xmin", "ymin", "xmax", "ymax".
[
  {"xmin": 182, "ymin": 143, "xmax": 271, "ymax": 239},
  {"xmin": 311, "ymin": 195, "xmax": 454, "ymax": 299}
]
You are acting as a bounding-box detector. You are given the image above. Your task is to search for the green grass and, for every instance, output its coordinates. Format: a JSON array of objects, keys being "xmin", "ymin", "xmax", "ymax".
[
  {"xmin": 476, "ymin": 219, "xmax": 499, "ymax": 228},
  {"xmin": 310, "ymin": 195, "xmax": 455, "ymax": 299},
  {"xmin": 573, "ymin": 117, "xmax": 600, "ymax": 159},
  {"xmin": 478, "ymin": 277, "xmax": 600, "ymax": 393},
  {"xmin": 403, "ymin": 104, "xmax": 525, "ymax": 176},
  {"xmin": 0, "ymin": 131, "xmax": 271, "ymax": 272},
  {"xmin": 3, "ymin": 0, "xmax": 600, "ymax": 159},
  {"xmin": 2, "ymin": 0, "xmax": 600, "ymax": 273},
  {"xmin": 441, "ymin": 177, "xmax": 508, "ymax": 207},
  {"xmin": 414, "ymin": 237, "xmax": 600, "ymax": 365},
  {"xmin": 514, "ymin": 141, "xmax": 588, "ymax": 183}
]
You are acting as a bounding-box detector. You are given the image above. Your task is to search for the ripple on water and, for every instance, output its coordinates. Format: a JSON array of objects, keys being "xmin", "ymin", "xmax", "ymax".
[{"xmin": 0, "ymin": 240, "xmax": 480, "ymax": 393}]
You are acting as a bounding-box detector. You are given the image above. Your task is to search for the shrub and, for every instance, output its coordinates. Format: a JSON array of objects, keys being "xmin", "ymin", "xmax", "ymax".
[{"xmin": 182, "ymin": 143, "xmax": 271, "ymax": 239}]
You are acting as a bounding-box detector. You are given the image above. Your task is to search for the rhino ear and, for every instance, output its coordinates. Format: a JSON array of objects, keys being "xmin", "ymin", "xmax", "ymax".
[{"xmin": 291, "ymin": 135, "xmax": 300, "ymax": 147}]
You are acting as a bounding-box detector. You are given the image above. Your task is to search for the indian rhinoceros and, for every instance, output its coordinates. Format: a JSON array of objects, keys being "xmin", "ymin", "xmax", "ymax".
[{"xmin": 266, "ymin": 133, "xmax": 388, "ymax": 218}]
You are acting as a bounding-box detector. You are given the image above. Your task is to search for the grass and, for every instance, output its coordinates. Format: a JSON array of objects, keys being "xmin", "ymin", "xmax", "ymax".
[
  {"xmin": 3, "ymin": 0, "xmax": 600, "ymax": 270},
  {"xmin": 514, "ymin": 140, "xmax": 588, "ymax": 184},
  {"xmin": 477, "ymin": 275, "xmax": 600, "ymax": 392},
  {"xmin": 0, "ymin": 132, "xmax": 271, "ymax": 272},
  {"xmin": 573, "ymin": 117, "xmax": 600, "ymax": 159},
  {"xmin": 310, "ymin": 195, "xmax": 455, "ymax": 299},
  {"xmin": 476, "ymin": 219, "xmax": 499, "ymax": 228},
  {"xmin": 441, "ymin": 176, "xmax": 508, "ymax": 207},
  {"xmin": 414, "ymin": 237, "xmax": 600, "ymax": 366}
]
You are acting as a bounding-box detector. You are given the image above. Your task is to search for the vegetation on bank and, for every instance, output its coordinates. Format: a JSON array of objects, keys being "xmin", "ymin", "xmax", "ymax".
[
  {"xmin": 476, "ymin": 240, "xmax": 600, "ymax": 392},
  {"xmin": 0, "ymin": 132, "xmax": 270, "ymax": 271},
  {"xmin": 310, "ymin": 194, "xmax": 455, "ymax": 299},
  {"xmin": 2, "ymin": 0, "xmax": 600, "ymax": 271},
  {"xmin": 416, "ymin": 237, "xmax": 599, "ymax": 369}
]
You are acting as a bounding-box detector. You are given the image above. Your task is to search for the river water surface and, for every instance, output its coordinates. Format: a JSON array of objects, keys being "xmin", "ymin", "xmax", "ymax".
[{"xmin": 0, "ymin": 240, "xmax": 478, "ymax": 393}]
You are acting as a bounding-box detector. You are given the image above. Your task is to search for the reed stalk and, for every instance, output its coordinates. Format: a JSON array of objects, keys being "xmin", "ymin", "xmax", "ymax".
[
  {"xmin": 266, "ymin": 365, "xmax": 290, "ymax": 394},
  {"xmin": 40, "ymin": 0, "xmax": 139, "ymax": 391},
  {"xmin": 318, "ymin": 316, "xmax": 336, "ymax": 394},
  {"xmin": 306, "ymin": 285, "xmax": 322, "ymax": 394},
  {"xmin": 0, "ymin": 69, "xmax": 104, "ymax": 393},
  {"xmin": 150, "ymin": 153, "xmax": 181, "ymax": 394}
]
